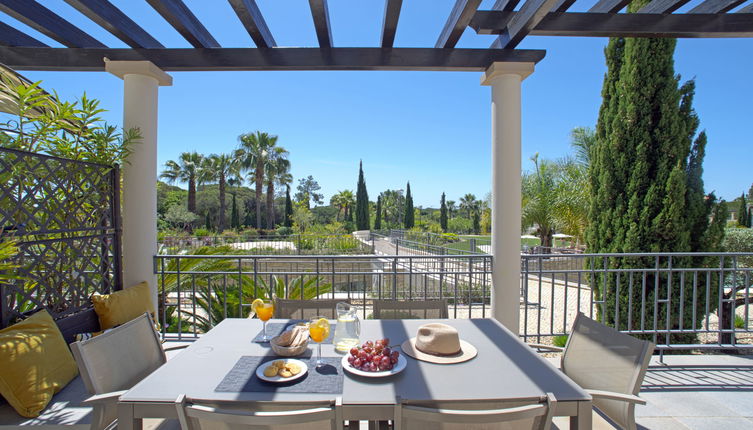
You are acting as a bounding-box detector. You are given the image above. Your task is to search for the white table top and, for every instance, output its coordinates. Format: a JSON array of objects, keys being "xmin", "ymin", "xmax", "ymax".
[{"xmin": 122, "ymin": 318, "xmax": 589, "ymax": 406}]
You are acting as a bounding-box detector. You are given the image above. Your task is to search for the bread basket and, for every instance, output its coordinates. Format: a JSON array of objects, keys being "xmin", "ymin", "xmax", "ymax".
[{"xmin": 270, "ymin": 335, "xmax": 309, "ymax": 357}]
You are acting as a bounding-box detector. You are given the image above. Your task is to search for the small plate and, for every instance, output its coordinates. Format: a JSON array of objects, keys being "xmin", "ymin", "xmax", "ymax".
[
  {"xmin": 341, "ymin": 354, "xmax": 407, "ymax": 378},
  {"xmin": 256, "ymin": 359, "xmax": 308, "ymax": 383}
]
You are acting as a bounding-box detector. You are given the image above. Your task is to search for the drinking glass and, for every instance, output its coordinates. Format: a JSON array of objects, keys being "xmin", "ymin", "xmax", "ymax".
[
  {"xmin": 309, "ymin": 316, "xmax": 331, "ymax": 368},
  {"xmin": 254, "ymin": 299, "xmax": 275, "ymax": 342}
]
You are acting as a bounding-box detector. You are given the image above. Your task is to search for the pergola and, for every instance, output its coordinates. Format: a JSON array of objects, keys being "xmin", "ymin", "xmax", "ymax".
[{"xmin": 1, "ymin": 0, "xmax": 750, "ymax": 333}]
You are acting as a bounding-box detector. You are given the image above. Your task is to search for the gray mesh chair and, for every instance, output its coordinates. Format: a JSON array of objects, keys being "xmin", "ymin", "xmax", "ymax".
[
  {"xmin": 394, "ymin": 393, "xmax": 556, "ymax": 430},
  {"xmin": 372, "ymin": 299, "xmax": 448, "ymax": 319},
  {"xmin": 175, "ymin": 395, "xmax": 343, "ymax": 430},
  {"xmin": 532, "ymin": 313, "xmax": 655, "ymax": 430},
  {"xmin": 274, "ymin": 299, "xmax": 347, "ymax": 319},
  {"xmin": 70, "ymin": 313, "xmax": 167, "ymax": 430}
]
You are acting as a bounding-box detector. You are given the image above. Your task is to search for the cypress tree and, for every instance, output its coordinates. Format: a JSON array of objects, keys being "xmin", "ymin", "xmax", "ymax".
[
  {"xmin": 440, "ymin": 192, "xmax": 448, "ymax": 232},
  {"xmin": 356, "ymin": 161, "xmax": 370, "ymax": 230},
  {"xmin": 284, "ymin": 185, "xmax": 293, "ymax": 228},
  {"xmin": 472, "ymin": 211, "xmax": 480, "ymax": 235},
  {"xmin": 231, "ymin": 193, "xmax": 240, "ymax": 229},
  {"xmin": 205, "ymin": 212, "xmax": 211, "ymax": 231},
  {"xmin": 374, "ymin": 196, "xmax": 382, "ymax": 230},
  {"xmin": 404, "ymin": 182, "xmax": 414, "ymax": 229},
  {"xmin": 738, "ymin": 193, "xmax": 748, "ymax": 227},
  {"xmin": 587, "ymin": 0, "xmax": 725, "ymax": 342}
]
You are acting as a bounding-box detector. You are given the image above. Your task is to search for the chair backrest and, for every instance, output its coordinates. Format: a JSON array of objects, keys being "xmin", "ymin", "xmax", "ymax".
[
  {"xmin": 561, "ymin": 313, "xmax": 655, "ymax": 429},
  {"xmin": 70, "ymin": 313, "xmax": 166, "ymax": 395},
  {"xmin": 175, "ymin": 395, "xmax": 343, "ymax": 430},
  {"xmin": 394, "ymin": 393, "xmax": 556, "ymax": 430},
  {"xmin": 372, "ymin": 299, "xmax": 448, "ymax": 319},
  {"xmin": 274, "ymin": 299, "xmax": 346, "ymax": 320}
]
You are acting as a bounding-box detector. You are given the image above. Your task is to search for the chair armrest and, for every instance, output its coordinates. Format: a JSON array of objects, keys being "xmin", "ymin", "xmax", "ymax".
[
  {"xmin": 527, "ymin": 343, "xmax": 565, "ymax": 352},
  {"xmin": 81, "ymin": 390, "xmax": 129, "ymax": 406},
  {"xmin": 585, "ymin": 389, "xmax": 646, "ymax": 405}
]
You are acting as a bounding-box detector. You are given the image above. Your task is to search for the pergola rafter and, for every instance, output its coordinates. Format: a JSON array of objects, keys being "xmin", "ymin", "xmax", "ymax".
[
  {"xmin": 145, "ymin": 0, "xmax": 219, "ymax": 48},
  {"xmin": 63, "ymin": 0, "xmax": 164, "ymax": 49}
]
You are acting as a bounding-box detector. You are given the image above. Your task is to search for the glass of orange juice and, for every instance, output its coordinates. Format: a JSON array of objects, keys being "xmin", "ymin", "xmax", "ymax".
[
  {"xmin": 309, "ymin": 316, "xmax": 330, "ymax": 368},
  {"xmin": 252, "ymin": 299, "xmax": 275, "ymax": 342}
]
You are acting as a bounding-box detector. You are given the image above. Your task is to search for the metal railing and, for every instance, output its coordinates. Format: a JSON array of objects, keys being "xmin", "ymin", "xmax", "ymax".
[
  {"xmin": 155, "ymin": 253, "xmax": 491, "ymax": 339},
  {"xmin": 157, "ymin": 234, "xmax": 371, "ymax": 255},
  {"xmin": 520, "ymin": 252, "xmax": 753, "ymax": 351},
  {"xmin": 154, "ymin": 250, "xmax": 753, "ymax": 351}
]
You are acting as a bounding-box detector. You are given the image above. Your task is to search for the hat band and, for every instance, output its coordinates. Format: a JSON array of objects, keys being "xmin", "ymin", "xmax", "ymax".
[{"xmin": 415, "ymin": 343, "xmax": 462, "ymax": 357}]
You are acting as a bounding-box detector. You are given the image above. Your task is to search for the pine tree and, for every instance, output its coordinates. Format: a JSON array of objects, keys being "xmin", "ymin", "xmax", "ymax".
[
  {"xmin": 586, "ymin": 0, "xmax": 726, "ymax": 342},
  {"xmin": 404, "ymin": 182, "xmax": 414, "ymax": 229},
  {"xmin": 374, "ymin": 196, "xmax": 382, "ymax": 230},
  {"xmin": 284, "ymin": 185, "xmax": 293, "ymax": 228},
  {"xmin": 440, "ymin": 192, "xmax": 448, "ymax": 232},
  {"xmin": 738, "ymin": 193, "xmax": 748, "ymax": 227},
  {"xmin": 230, "ymin": 193, "xmax": 240, "ymax": 229},
  {"xmin": 355, "ymin": 161, "xmax": 370, "ymax": 230}
]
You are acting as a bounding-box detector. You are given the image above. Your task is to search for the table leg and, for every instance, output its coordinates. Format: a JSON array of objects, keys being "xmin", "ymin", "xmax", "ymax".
[
  {"xmin": 570, "ymin": 400, "xmax": 592, "ymax": 430},
  {"xmin": 118, "ymin": 403, "xmax": 142, "ymax": 430}
]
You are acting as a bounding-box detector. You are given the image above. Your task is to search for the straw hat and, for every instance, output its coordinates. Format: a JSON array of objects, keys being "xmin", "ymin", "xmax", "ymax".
[{"xmin": 401, "ymin": 323, "xmax": 477, "ymax": 364}]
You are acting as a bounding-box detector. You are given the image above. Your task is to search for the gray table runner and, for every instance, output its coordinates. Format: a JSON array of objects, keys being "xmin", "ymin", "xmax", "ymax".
[
  {"xmin": 252, "ymin": 321, "xmax": 335, "ymax": 344},
  {"xmin": 215, "ymin": 355, "xmax": 343, "ymax": 394}
]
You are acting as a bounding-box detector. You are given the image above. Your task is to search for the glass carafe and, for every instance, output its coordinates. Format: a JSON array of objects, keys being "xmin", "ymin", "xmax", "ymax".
[{"xmin": 333, "ymin": 302, "xmax": 360, "ymax": 352}]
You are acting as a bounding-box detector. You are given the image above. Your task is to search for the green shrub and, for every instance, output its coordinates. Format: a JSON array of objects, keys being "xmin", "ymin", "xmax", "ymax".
[
  {"xmin": 276, "ymin": 226, "xmax": 293, "ymax": 236},
  {"xmin": 723, "ymin": 228, "xmax": 753, "ymax": 267},
  {"xmin": 553, "ymin": 335, "xmax": 569, "ymax": 348},
  {"xmin": 735, "ymin": 315, "xmax": 747, "ymax": 329},
  {"xmin": 193, "ymin": 228, "xmax": 211, "ymax": 238}
]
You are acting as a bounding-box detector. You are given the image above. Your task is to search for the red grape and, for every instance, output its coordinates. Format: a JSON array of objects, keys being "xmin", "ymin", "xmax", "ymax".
[
  {"xmin": 382, "ymin": 338, "xmax": 390, "ymax": 346},
  {"xmin": 382, "ymin": 347, "xmax": 391, "ymax": 357},
  {"xmin": 363, "ymin": 346, "xmax": 373, "ymax": 354},
  {"xmin": 368, "ymin": 362, "xmax": 378, "ymax": 372},
  {"xmin": 380, "ymin": 356, "xmax": 391, "ymax": 369},
  {"xmin": 350, "ymin": 347, "xmax": 359, "ymax": 356},
  {"xmin": 391, "ymin": 351, "xmax": 399, "ymax": 359},
  {"xmin": 358, "ymin": 350, "xmax": 369, "ymax": 360},
  {"xmin": 353, "ymin": 358, "xmax": 362, "ymax": 367},
  {"xmin": 347, "ymin": 356, "xmax": 355, "ymax": 364}
]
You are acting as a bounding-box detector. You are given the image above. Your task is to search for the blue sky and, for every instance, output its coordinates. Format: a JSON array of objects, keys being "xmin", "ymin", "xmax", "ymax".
[{"xmin": 9, "ymin": 0, "xmax": 753, "ymax": 207}]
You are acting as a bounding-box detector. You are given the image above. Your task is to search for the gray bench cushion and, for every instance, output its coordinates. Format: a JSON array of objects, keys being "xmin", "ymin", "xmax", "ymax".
[{"xmin": 0, "ymin": 377, "xmax": 91, "ymax": 430}]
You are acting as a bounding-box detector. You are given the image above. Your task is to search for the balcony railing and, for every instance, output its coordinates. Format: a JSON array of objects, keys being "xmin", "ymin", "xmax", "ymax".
[{"xmin": 154, "ymin": 251, "xmax": 752, "ymax": 351}]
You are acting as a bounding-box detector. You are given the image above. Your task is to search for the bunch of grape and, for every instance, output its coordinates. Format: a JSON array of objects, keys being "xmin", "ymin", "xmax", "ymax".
[{"xmin": 347, "ymin": 338, "xmax": 400, "ymax": 372}]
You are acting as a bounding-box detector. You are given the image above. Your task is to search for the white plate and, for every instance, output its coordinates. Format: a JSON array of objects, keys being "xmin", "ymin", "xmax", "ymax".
[
  {"xmin": 256, "ymin": 359, "xmax": 308, "ymax": 383},
  {"xmin": 341, "ymin": 354, "xmax": 407, "ymax": 378}
]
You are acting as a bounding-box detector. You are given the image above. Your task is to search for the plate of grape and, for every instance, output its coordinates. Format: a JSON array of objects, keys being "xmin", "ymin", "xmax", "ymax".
[{"xmin": 341, "ymin": 339, "xmax": 407, "ymax": 378}]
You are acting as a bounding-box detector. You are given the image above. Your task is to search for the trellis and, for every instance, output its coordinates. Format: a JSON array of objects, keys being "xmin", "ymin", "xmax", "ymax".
[{"xmin": 0, "ymin": 146, "xmax": 122, "ymax": 327}]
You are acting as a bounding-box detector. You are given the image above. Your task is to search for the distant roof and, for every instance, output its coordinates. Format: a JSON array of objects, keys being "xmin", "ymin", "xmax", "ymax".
[{"xmin": 0, "ymin": 0, "xmax": 750, "ymax": 72}]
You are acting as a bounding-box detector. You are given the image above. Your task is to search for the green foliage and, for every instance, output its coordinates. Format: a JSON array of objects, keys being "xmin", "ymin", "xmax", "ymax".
[
  {"xmin": 276, "ymin": 226, "xmax": 293, "ymax": 236},
  {"xmin": 292, "ymin": 200, "xmax": 314, "ymax": 233},
  {"xmin": 356, "ymin": 161, "xmax": 370, "ymax": 230},
  {"xmin": 448, "ymin": 217, "xmax": 472, "ymax": 234},
  {"xmin": 231, "ymin": 193, "xmax": 240, "ymax": 229},
  {"xmin": 164, "ymin": 205, "xmax": 199, "ymax": 231},
  {"xmin": 237, "ymin": 131, "xmax": 284, "ymax": 229},
  {"xmin": 374, "ymin": 196, "xmax": 382, "ymax": 230},
  {"xmin": 587, "ymin": 9, "xmax": 726, "ymax": 342},
  {"xmin": 0, "ymin": 235, "xmax": 21, "ymax": 284},
  {"xmin": 193, "ymin": 228, "xmax": 211, "ymax": 238},
  {"xmin": 440, "ymin": 192, "xmax": 448, "ymax": 232},
  {"xmin": 737, "ymin": 193, "xmax": 750, "ymax": 228},
  {"xmin": 295, "ymin": 175, "xmax": 324, "ymax": 208},
  {"xmin": 735, "ymin": 315, "xmax": 746, "ymax": 329},
  {"xmin": 553, "ymin": 335, "xmax": 569, "ymax": 348},
  {"xmin": 161, "ymin": 152, "xmax": 203, "ymax": 213},
  {"xmin": 284, "ymin": 185, "xmax": 293, "ymax": 227},
  {"xmin": 723, "ymin": 228, "xmax": 753, "ymax": 267},
  {"xmin": 404, "ymin": 182, "xmax": 414, "ymax": 229}
]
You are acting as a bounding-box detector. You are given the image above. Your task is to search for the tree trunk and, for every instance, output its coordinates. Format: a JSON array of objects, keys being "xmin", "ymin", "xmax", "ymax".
[
  {"xmin": 188, "ymin": 177, "xmax": 196, "ymax": 213},
  {"xmin": 255, "ymin": 161, "xmax": 263, "ymax": 229},
  {"xmin": 266, "ymin": 181, "xmax": 275, "ymax": 230},
  {"xmin": 218, "ymin": 174, "xmax": 226, "ymax": 232}
]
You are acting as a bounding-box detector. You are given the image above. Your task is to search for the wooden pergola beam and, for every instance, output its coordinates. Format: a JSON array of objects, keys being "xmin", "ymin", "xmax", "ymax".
[
  {"xmin": 228, "ymin": 0, "xmax": 275, "ymax": 48},
  {"xmin": 637, "ymin": 0, "xmax": 691, "ymax": 13},
  {"xmin": 490, "ymin": 0, "xmax": 562, "ymax": 49},
  {"xmin": 471, "ymin": 10, "xmax": 753, "ymax": 37},
  {"xmin": 0, "ymin": 47, "xmax": 546, "ymax": 72},
  {"xmin": 380, "ymin": 0, "xmax": 403, "ymax": 48},
  {"xmin": 688, "ymin": 0, "xmax": 746, "ymax": 12},
  {"xmin": 308, "ymin": 0, "xmax": 333, "ymax": 48},
  {"xmin": 64, "ymin": 0, "xmax": 164, "ymax": 49},
  {"xmin": 146, "ymin": 0, "xmax": 220, "ymax": 48},
  {"xmin": 0, "ymin": 21, "xmax": 47, "ymax": 47},
  {"xmin": 551, "ymin": 0, "xmax": 578, "ymax": 13},
  {"xmin": 492, "ymin": 0, "xmax": 522, "ymax": 11},
  {"xmin": 0, "ymin": 0, "xmax": 105, "ymax": 48},
  {"xmin": 436, "ymin": 0, "xmax": 482, "ymax": 48},
  {"xmin": 588, "ymin": 0, "xmax": 631, "ymax": 13}
]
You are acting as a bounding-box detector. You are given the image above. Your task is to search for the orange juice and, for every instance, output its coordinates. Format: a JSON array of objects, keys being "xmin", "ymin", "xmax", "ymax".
[
  {"xmin": 256, "ymin": 303, "xmax": 274, "ymax": 321},
  {"xmin": 309, "ymin": 325, "xmax": 329, "ymax": 343}
]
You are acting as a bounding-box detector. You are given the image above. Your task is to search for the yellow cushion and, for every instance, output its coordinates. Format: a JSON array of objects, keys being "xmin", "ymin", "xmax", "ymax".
[
  {"xmin": 0, "ymin": 310, "xmax": 79, "ymax": 418},
  {"xmin": 91, "ymin": 281, "xmax": 155, "ymax": 330}
]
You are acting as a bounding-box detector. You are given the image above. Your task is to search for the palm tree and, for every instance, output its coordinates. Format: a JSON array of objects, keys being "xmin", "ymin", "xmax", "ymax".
[
  {"xmin": 459, "ymin": 193, "xmax": 477, "ymax": 219},
  {"xmin": 160, "ymin": 152, "xmax": 203, "ymax": 213},
  {"xmin": 330, "ymin": 192, "xmax": 346, "ymax": 221},
  {"xmin": 237, "ymin": 131, "xmax": 279, "ymax": 229},
  {"xmin": 263, "ymin": 146, "xmax": 290, "ymax": 229},
  {"xmin": 522, "ymin": 154, "xmax": 560, "ymax": 248},
  {"xmin": 340, "ymin": 190, "xmax": 355, "ymax": 221},
  {"xmin": 200, "ymin": 153, "xmax": 240, "ymax": 232},
  {"xmin": 446, "ymin": 200, "xmax": 456, "ymax": 218}
]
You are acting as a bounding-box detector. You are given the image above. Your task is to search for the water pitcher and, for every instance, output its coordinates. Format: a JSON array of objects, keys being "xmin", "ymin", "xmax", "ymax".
[{"xmin": 333, "ymin": 302, "xmax": 360, "ymax": 352}]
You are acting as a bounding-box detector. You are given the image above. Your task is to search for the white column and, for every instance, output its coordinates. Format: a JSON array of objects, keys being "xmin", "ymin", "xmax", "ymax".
[
  {"xmin": 105, "ymin": 59, "xmax": 172, "ymax": 312},
  {"xmin": 481, "ymin": 62, "xmax": 534, "ymax": 333}
]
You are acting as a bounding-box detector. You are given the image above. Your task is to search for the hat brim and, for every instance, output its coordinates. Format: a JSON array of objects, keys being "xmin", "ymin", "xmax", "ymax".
[{"xmin": 400, "ymin": 338, "xmax": 477, "ymax": 364}]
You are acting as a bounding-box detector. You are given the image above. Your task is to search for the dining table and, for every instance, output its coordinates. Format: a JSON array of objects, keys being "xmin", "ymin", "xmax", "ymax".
[{"xmin": 117, "ymin": 318, "xmax": 592, "ymax": 429}]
